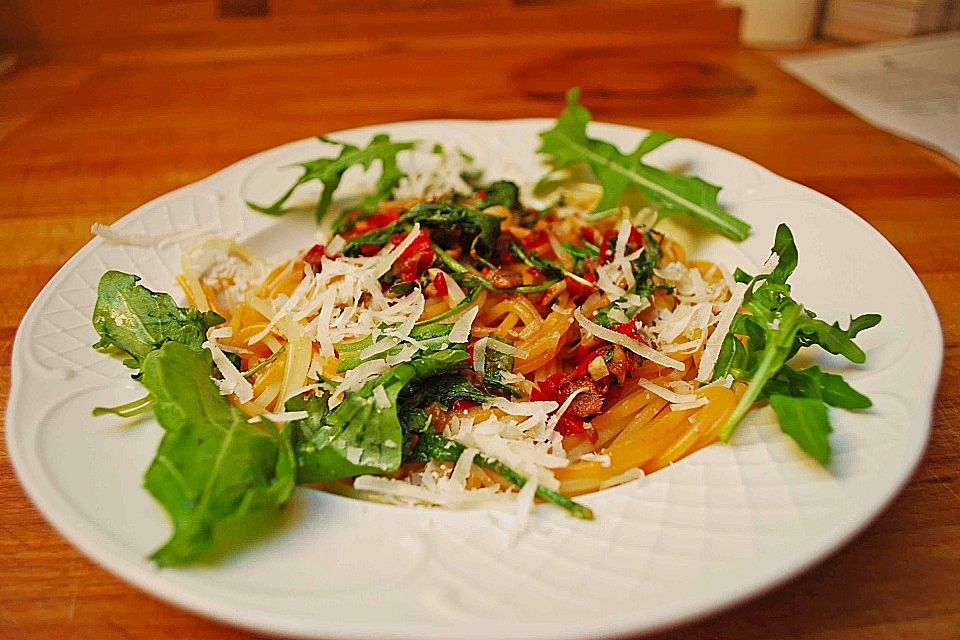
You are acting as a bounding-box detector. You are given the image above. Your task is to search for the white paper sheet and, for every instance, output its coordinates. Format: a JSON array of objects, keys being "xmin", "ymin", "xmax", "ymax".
[{"xmin": 780, "ymin": 33, "xmax": 960, "ymax": 162}]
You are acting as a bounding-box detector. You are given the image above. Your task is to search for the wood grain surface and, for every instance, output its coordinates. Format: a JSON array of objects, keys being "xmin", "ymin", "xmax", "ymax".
[{"xmin": 1, "ymin": 2, "xmax": 958, "ymax": 639}]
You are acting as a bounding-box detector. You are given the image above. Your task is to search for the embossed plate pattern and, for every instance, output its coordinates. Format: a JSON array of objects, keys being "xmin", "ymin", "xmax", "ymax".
[{"xmin": 6, "ymin": 120, "xmax": 942, "ymax": 639}]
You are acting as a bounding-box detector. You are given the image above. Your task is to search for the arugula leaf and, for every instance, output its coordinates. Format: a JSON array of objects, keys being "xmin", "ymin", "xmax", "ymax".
[
  {"xmin": 140, "ymin": 342, "xmax": 296, "ymax": 566},
  {"xmin": 538, "ymin": 88, "xmax": 750, "ymax": 241},
  {"xmin": 473, "ymin": 180, "xmax": 520, "ymax": 209},
  {"xmin": 402, "ymin": 373, "xmax": 492, "ymax": 409},
  {"xmin": 763, "ymin": 366, "xmax": 872, "ymax": 410},
  {"xmin": 92, "ymin": 271, "xmax": 223, "ymax": 372},
  {"xmin": 410, "ymin": 433, "xmax": 593, "ymax": 519},
  {"xmin": 768, "ymin": 395, "xmax": 832, "ymax": 465},
  {"xmin": 246, "ymin": 133, "xmax": 415, "ymax": 225},
  {"xmin": 714, "ymin": 224, "xmax": 879, "ymax": 464},
  {"xmin": 335, "ymin": 322, "xmax": 461, "ymax": 372},
  {"xmin": 480, "ymin": 336, "xmax": 521, "ymax": 398},
  {"xmin": 295, "ymin": 349, "xmax": 469, "ymax": 483},
  {"xmin": 342, "ymin": 202, "xmax": 503, "ymax": 261}
]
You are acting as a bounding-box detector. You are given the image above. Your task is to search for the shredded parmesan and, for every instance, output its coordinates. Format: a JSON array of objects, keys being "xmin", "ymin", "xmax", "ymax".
[
  {"xmin": 372, "ymin": 385, "xmax": 391, "ymax": 409},
  {"xmin": 448, "ymin": 306, "xmax": 479, "ymax": 343},
  {"xmin": 598, "ymin": 467, "xmax": 645, "ymax": 490},
  {"xmin": 573, "ymin": 308, "xmax": 684, "ymax": 370},
  {"xmin": 697, "ymin": 281, "xmax": 747, "ymax": 383},
  {"xmin": 251, "ymin": 410, "xmax": 309, "ymax": 423},
  {"xmin": 486, "ymin": 338, "xmax": 529, "ymax": 359},
  {"xmin": 637, "ymin": 378, "xmax": 698, "ymax": 405},
  {"xmin": 203, "ymin": 340, "xmax": 254, "ymax": 404},
  {"xmin": 579, "ymin": 452, "xmax": 612, "ymax": 467},
  {"xmin": 92, "ymin": 222, "xmax": 211, "ymax": 247}
]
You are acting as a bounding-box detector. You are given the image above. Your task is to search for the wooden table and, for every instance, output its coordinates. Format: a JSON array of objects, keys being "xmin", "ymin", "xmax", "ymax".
[{"xmin": 1, "ymin": 2, "xmax": 958, "ymax": 638}]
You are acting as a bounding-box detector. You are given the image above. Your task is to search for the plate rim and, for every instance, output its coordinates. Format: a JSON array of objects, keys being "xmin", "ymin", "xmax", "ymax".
[{"xmin": 5, "ymin": 117, "xmax": 944, "ymax": 640}]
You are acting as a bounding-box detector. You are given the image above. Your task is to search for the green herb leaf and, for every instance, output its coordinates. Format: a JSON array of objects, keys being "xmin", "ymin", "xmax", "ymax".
[
  {"xmin": 92, "ymin": 271, "xmax": 223, "ymax": 372},
  {"xmin": 140, "ymin": 342, "xmax": 296, "ymax": 566},
  {"xmin": 537, "ymin": 88, "xmax": 750, "ymax": 241},
  {"xmin": 295, "ymin": 349, "xmax": 469, "ymax": 483},
  {"xmin": 474, "ymin": 180, "xmax": 520, "ymax": 209},
  {"xmin": 246, "ymin": 133, "xmax": 415, "ymax": 225},
  {"xmin": 763, "ymin": 366, "xmax": 872, "ymax": 410},
  {"xmin": 714, "ymin": 224, "xmax": 880, "ymax": 465},
  {"xmin": 768, "ymin": 394, "xmax": 833, "ymax": 465},
  {"xmin": 342, "ymin": 202, "xmax": 503, "ymax": 261}
]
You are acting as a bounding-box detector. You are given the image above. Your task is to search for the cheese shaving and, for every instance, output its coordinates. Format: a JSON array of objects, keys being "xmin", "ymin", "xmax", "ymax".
[
  {"xmin": 91, "ymin": 222, "xmax": 211, "ymax": 247},
  {"xmin": 573, "ymin": 308, "xmax": 684, "ymax": 370},
  {"xmin": 448, "ymin": 306, "xmax": 479, "ymax": 343},
  {"xmin": 697, "ymin": 281, "xmax": 747, "ymax": 383},
  {"xmin": 203, "ymin": 340, "xmax": 254, "ymax": 404},
  {"xmin": 637, "ymin": 378, "xmax": 697, "ymax": 405},
  {"xmin": 250, "ymin": 411, "xmax": 309, "ymax": 423},
  {"xmin": 372, "ymin": 385, "xmax": 391, "ymax": 409}
]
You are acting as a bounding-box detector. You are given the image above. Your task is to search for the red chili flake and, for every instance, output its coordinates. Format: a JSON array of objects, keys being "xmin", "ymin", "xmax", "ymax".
[
  {"xmin": 433, "ymin": 270, "xmax": 449, "ymax": 296},
  {"xmin": 303, "ymin": 244, "xmax": 326, "ymax": 271},
  {"xmin": 475, "ymin": 190, "xmax": 487, "ymax": 200}
]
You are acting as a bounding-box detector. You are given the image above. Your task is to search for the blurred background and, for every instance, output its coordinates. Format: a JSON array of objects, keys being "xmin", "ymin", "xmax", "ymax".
[{"xmin": 1, "ymin": 0, "xmax": 958, "ymax": 59}]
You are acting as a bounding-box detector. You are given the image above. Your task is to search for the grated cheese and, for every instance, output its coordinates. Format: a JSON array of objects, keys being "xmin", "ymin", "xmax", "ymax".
[
  {"xmin": 579, "ymin": 452, "xmax": 612, "ymax": 467},
  {"xmin": 250, "ymin": 410, "xmax": 309, "ymax": 423},
  {"xmin": 637, "ymin": 378, "xmax": 698, "ymax": 405},
  {"xmin": 448, "ymin": 306, "xmax": 479, "ymax": 343},
  {"xmin": 203, "ymin": 340, "xmax": 254, "ymax": 404},
  {"xmin": 697, "ymin": 281, "xmax": 747, "ymax": 383},
  {"xmin": 91, "ymin": 222, "xmax": 212, "ymax": 247},
  {"xmin": 573, "ymin": 308, "xmax": 684, "ymax": 370},
  {"xmin": 372, "ymin": 385, "xmax": 391, "ymax": 409}
]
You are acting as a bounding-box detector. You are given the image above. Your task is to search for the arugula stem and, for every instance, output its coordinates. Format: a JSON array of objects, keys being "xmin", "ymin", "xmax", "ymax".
[
  {"xmin": 93, "ymin": 393, "xmax": 155, "ymax": 418},
  {"xmin": 414, "ymin": 286, "xmax": 481, "ymax": 326},
  {"xmin": 474, "ymin": 453, "xmax": 594, "ymax": 520},
  {"xmin": 241, "ymin": 344, "xmax": 287, "ymax": 378},
  {"xmin": 415, "ymin": 433, "xmax": 592, "ymax": 518},
  {"xmin": 432, "ymin": 243, "xmax": 470, "ymax": 274},
  {"xmin": 718, "ymin": 303, "xmax": 805, "ymax": 441}
]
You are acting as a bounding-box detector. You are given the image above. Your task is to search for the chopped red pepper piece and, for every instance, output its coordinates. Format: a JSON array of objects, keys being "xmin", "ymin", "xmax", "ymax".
[
  {"xmin": 433, "ymin": 270, "xmax": 449, "ymax": 296},
  {"xmin": 520, "ymin": 230, "xmax": 548, "ymax": 252},
  {"xmin": 555, "ymin": 414, "xmax": 587, "ymax": 437},
  {"xmin": 342, "ymin": 209, "xmax": 400, "ymax": 240},
  {"xmin": 303, "ymin": 244, "xmax": 326, "ymax": 271},
  {"xmin": 574, "ymin": 345, "xmax": 612, "ymax": 378},
  {"xmin": 452, "ymin": 399, "xmax": 479, "ymax": 413},
  {"xmin": 615, "ymin": 319, "xmax": 643, "ymax": 341},
  {"xmin": 564, "ymin": 274, "xmax": 596, "ymax": 297},
  {"xmin": 393, "ymin": 229, "xmax": 435, "ymax": 282}
]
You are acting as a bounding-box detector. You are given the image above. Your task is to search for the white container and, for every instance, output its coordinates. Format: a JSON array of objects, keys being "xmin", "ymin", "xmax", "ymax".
[{"xmin": 720, "ymin": 0, "xmax": 825, "ymax": 48}]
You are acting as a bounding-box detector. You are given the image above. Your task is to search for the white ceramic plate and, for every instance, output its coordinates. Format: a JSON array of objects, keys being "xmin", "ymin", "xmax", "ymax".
[{"xmin": 7, "ymin": 119, "xmax": 942, "ymax": 639}]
